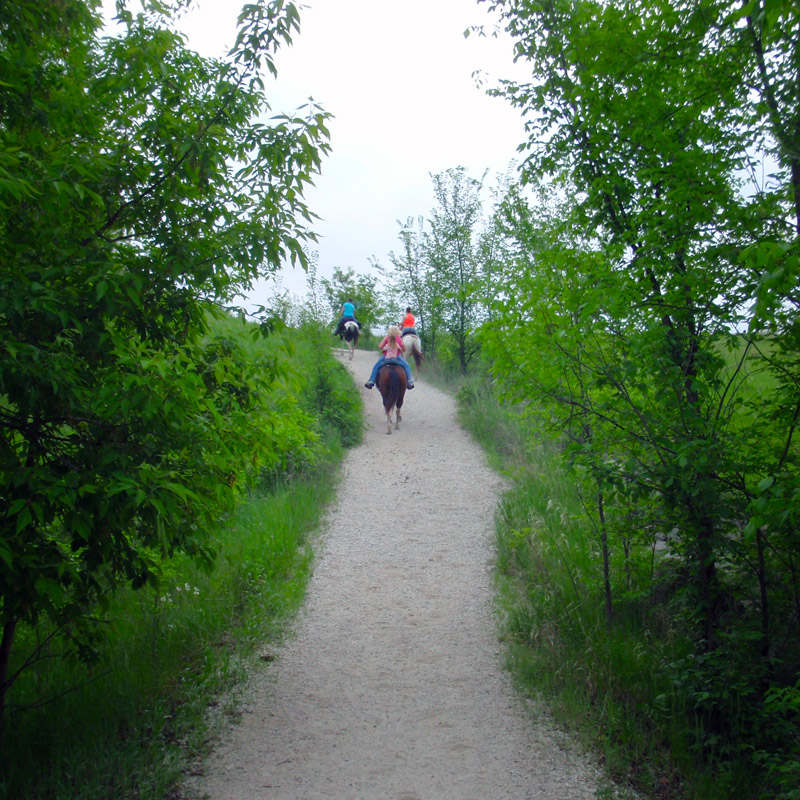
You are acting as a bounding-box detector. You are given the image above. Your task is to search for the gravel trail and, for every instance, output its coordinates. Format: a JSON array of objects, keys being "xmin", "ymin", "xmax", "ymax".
[{"xmin": 185, "ymin": 348, "xmax": 603, "ymax": 800}]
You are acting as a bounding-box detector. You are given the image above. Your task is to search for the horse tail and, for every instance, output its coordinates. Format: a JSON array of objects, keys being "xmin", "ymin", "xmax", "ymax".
[
  {"xmin": 381, "ymin": 365, "xmax": 406, "ymax": 412},
  {"xmin": 387, "ymin": 367, "xmax": 400, "ymax": 411},
  {"xmin": 393, "ymin": 366, "xmax": 406, "ymax": 410},
  {"xmin": 402, "ymin": 334, "xmax": 424, "ymax": 370}
]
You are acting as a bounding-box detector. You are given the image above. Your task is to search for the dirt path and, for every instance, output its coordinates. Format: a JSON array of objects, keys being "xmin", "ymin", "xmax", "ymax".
[{"xmin": 184, "ymin": 349, "xmax": 603, "ymax": 799}]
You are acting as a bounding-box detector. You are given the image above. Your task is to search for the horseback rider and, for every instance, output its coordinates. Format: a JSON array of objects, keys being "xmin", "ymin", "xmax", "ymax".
[
  {"xmin": 333, "ymin": 298, "xmax": 362, "ymax": 337},
  {"xmin": 400, "ymin": 306, "xmax": 417, "ymax": 336},
  {"xmin": 364, "ymin": 325, "xmax": 414, "ymax": 390}
]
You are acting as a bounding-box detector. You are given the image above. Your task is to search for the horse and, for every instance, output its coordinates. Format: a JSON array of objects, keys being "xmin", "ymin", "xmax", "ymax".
[
  {"xmin": 375, "ymin": 362, "xmax": 406, "ymax": 434},
  {"xmin": 340, "ymin": 320, "xmax": 359, "ymax": 361},
  {"xmin": 401, "ymin": 332, "xmax": 424, "ymax": 373}
]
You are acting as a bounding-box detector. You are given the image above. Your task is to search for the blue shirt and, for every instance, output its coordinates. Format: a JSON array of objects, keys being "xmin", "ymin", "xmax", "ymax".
[{"xmin": 342, "ymin": 302, "xmax": 355, "ymax": 317}]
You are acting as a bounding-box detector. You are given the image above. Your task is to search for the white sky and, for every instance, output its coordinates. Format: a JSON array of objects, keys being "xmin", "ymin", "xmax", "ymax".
[
  {"xmin": 109, "ymin": 0, "xmax": 530, "ymax": 309},
  {"xmin": 184, "ymin": 0, "xmax": 528, "ymax": 309}
]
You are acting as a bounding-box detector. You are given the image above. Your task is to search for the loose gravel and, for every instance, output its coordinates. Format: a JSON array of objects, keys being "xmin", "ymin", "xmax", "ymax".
[{"xmin": 183, "ymin": 348, "xmax": 605, "ymax": 800}]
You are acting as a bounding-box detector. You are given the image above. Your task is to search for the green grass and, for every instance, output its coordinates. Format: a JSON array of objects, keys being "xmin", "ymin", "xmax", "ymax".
[
  {"xmin": 453, "ymin": 369, "xmax": 772, "ymax": 800},
  {"xmin": 493, "ymin": 472, "xmax": 686, "ymax": 797},
  {"xmin": 0, "ymin": 320, "xmax": 364, "ymax": 800},
  {"xmin": 1, "ymin": 461, "xmax": 342, "ymax": 800}
]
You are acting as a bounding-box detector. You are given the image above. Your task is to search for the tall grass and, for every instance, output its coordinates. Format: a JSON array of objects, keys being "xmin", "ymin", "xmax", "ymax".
[
  {"xmin": 2, "ymin": 457, "xmax": 342, "ymax": 800},
  {"xmin": 454, "ymin": 372, "xmax": 772, "ymax": 800},
  {"xmin": 1, "ymin": 321, "xmax": 362, "ymax": 800}
]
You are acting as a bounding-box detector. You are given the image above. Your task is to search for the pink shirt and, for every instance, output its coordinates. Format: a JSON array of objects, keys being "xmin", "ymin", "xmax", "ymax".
[{"xmin": 380, "ymin": 335, "xmax": 405, "ymax": 359}]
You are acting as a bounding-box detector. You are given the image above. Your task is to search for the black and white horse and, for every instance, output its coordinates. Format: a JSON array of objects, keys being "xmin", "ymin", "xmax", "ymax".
[{"xmin": 340, "ymin": 320, "xmax": 359, "ymax": 360}]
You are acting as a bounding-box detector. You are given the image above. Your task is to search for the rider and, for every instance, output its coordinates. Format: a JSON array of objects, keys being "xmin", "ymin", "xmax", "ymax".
[
  {"xmin": 364, "ymin": 325, "xmax": 414, "ymax": 390},
  {"xmin": 400, "ymin": 306, "xmax": 417, "ymax": 336},
  {"xmin": 333, "ymin": 298, "xmax": 362, "ymax": 337}
]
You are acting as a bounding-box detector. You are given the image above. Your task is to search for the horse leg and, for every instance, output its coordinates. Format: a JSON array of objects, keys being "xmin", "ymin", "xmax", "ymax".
[
  {"xmin": 395, "ymin": 409, "xmax": 402, "ymax": 429},
  {"xmin": 385, "ymin": 408, "xmax": 392, "ymax": 434}
]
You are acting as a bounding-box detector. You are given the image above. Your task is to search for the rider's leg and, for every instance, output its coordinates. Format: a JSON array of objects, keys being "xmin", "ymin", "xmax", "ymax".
[{"xmin": 365, "ymin": 356, "xmax": 385, "ymax": 388}]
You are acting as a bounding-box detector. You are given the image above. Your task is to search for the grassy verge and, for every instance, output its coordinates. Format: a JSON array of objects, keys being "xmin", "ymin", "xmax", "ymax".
[
  {"xmin": 454, "ymin": 371, "xmax": 787, "ymax": 800},
  {"xmin": 2, "ymin": 326, "xmax": 362, "ymax": 800},
  {"xmin": 453, "ymin": 374, "xmax": 676, "ymax": 798},
  {"xmin": 2, "ymin": 455, "xmax": 340, "ymax": 800}
]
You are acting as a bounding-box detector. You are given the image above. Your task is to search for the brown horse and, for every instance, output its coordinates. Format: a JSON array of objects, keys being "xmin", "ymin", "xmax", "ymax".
[{"xmin": 376, "ymin": 363, "xmax": 406, "ymax": 434}]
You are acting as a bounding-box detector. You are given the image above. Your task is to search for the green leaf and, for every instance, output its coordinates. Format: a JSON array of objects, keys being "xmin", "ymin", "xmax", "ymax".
[{"xmin": 757, "ymin": 476, "xmax": 775, "ymax": 493}]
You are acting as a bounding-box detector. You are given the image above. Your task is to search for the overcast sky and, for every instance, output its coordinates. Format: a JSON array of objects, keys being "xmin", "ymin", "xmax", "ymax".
[{"xmin": 143, "ymin": 0, "xmax": 529, "ymax": 309}]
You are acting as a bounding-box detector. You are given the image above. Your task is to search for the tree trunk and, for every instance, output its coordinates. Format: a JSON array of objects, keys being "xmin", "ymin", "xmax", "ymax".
[
  {"xmin": 694, "ymin": 511, "xmax": 719, "ymax": 650},
  {"xmin": 598, "ymin": 487, "xmax": 613, "ymax": 632},
  {"xmin": 756, "ymin": 525, "xmax": 770, "ymax": 661},
  {"xmin": 0, "ymin": 616, "xmax": 17, "ymax": 749}
]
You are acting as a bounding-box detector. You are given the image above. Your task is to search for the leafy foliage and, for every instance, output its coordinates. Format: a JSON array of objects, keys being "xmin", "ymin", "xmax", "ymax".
[
  {"xmin": 426, "ymin": 168, "xmax": 487, "ymax": 373},
  {"xmin": 384, "ymin": 167, "xmax": 506, "ymax": 372},
  {"xmin": 386, "ymin": 216, "xmax": 430, "ymax": 336},
  {"xmin": 320, "ymin": 265, "xmax": 384, "ymax": 334},
  {"xmin": 0, "ymin": 0, "xmax": 330, "ymax": 734},
  {"xmin": 475, "ymin": 0, "xmax": 800, "ymax": 795}
]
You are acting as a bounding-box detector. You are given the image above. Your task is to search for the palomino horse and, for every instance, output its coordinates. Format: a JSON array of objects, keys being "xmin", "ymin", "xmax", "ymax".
[
  {"xmin": 340, "ymin": 320, "xmax": 359, "ymax": 360},
  {"xmin": 401, "ymin": 332, "xmax": 424, "ymax": 373},
  {"xmin": 375, "ymin": 362, "xmax": 406, "ymax": 434}
]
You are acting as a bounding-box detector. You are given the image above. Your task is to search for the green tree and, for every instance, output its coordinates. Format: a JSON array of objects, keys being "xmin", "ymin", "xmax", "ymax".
[
  {"xmin": 481, "ymin": 0, "xmax": 800, "ymax": 783},
  {"xmin": 321, "ymin": 265, "xmax": 383, "ymax": 333},
  {"xmin": 738, "ymin": 0, "xmax": 800, "ymax": 334},
  {"xmin": 486, "ymin": 180, "xmax": 625, "ymax": 630},
  {"xmin": 0, "ymin": 0, "xmax": 329, "ymax": 737},
  {"xmin": 486, "ymin": 0, "xmax": 772, "ymax": 641},
  {"xmin": 426, "ymin": 167, "xmax": 487, "ymax": 374},
  {"xmin": 383, "ymin": 169, "xmax": 508, "ymax": 368},
  {"xmin": 386, "ymin": 216, "xmax": 436, "ymax": 350},
  {"xmin": 474, "ymin": 171, "xmax": 514, "ymax": 325}
]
